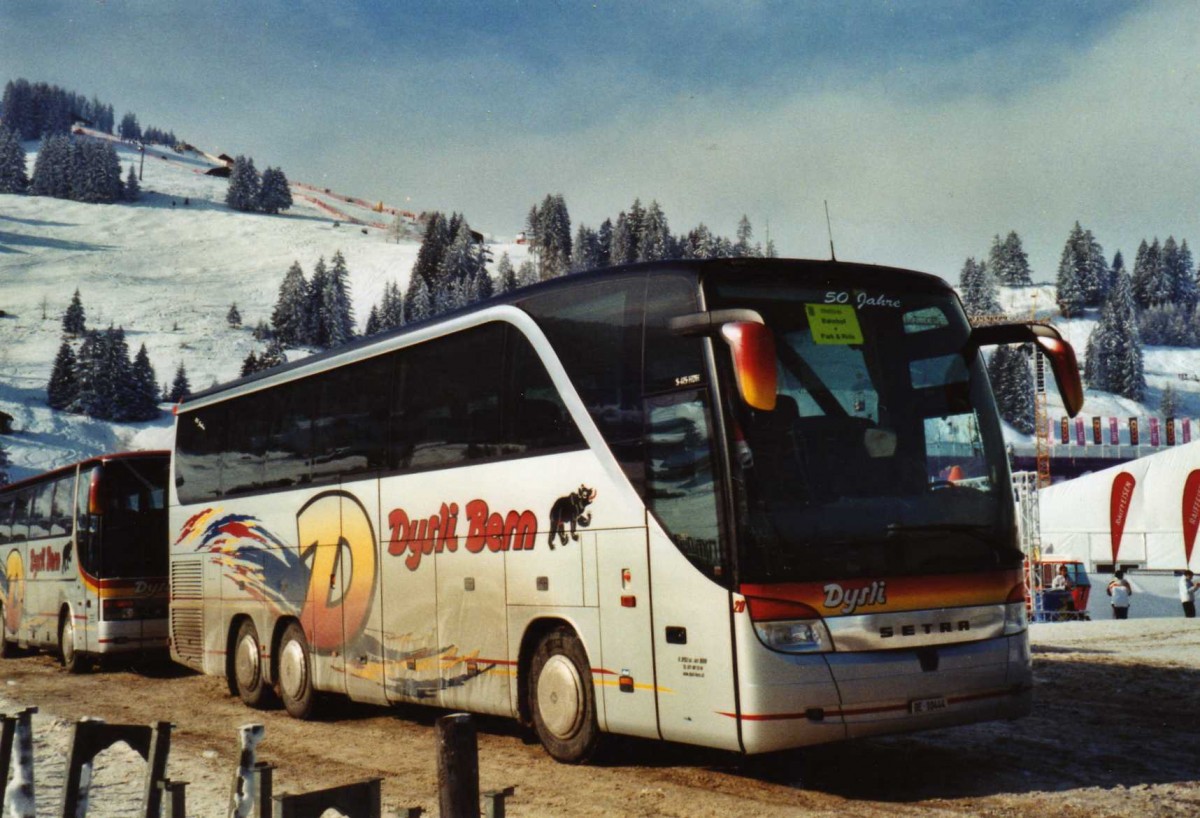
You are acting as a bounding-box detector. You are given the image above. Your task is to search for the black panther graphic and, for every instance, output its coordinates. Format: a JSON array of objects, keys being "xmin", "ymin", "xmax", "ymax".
[{"xmin": 547, "ymin": 485, "xmax": 597, "ymax": 549}]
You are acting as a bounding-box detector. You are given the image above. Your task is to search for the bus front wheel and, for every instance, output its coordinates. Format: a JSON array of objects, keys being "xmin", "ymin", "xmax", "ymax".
[
  {"xmin": 59, "ymin": 613, "xmax": 89, "ymax": 674},
  {"xmin": 277, "ymin": 622, "xmax": 316, "ymax": 719},
  {"xmin": 529, "ymin": 627, "xmax": 600, "ymax": 763},
  {"xmin": 231, "ymin": 619, "xmax": 271, "ymax": 708}
]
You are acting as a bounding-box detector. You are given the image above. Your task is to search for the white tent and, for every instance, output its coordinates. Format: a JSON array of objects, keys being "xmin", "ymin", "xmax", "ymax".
[{"xmin": 1039, "ymin": 440, "xmax": 1200, "ymax": 572}]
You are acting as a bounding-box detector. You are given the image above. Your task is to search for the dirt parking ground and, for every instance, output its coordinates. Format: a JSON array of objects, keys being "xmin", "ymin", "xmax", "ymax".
[{"xmin": 1, "ymin": 618, "xmax": 1197, "ymax": 817}]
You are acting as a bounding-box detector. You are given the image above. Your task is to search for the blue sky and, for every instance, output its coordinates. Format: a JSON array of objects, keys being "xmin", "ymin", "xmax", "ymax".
[{"xmin": 3, "ymin": 1, "xmax": 1197, "ymax": 280}]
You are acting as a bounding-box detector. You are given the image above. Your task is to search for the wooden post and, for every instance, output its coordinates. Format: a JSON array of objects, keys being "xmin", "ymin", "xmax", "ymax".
[{"xmin": 435, "ymin": 714, "xmax": 478, "ymax": 818}]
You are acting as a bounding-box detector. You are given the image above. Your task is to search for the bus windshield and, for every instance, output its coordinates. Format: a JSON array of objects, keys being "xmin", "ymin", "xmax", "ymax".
[
  {"xmin": 705, "ymin": 274, "xmax": 1017, "ymax": 584},
  {"xmin": 97, "ymin": 457, "xmax": 169, "ymax": 578}
]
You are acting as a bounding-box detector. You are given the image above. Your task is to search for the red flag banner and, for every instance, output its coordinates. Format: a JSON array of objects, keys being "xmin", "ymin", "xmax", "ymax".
[
  {"xmin": 1109, "ymin": 417, "xmax": 1119, "ymax": 445},
  {"xmin": 1129, "ymin": 418, "xmax": 1139, "ymax": 446},
  {"xmin": 1092, "ymin": 417, "xmax": 1102, "ymax": 445},
  {"xmin": 1110, "ymin": 472, "xmax": 1136, "ymax": 564},
  {"xmin": 1183, "ymin": 470, "xmax": 1200, "ymax": 567},
  {"xmin": 1150, "ymin": 417, "xmax": 1160, "ymax": 447}
]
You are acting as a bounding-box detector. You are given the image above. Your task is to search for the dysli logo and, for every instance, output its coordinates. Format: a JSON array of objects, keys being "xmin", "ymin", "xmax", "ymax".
[{"xmin": 822, "ymin": 580, "xmax": 887, "ymax": 615}]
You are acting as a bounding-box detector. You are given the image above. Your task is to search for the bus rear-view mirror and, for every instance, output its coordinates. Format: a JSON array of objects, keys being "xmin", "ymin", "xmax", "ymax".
[
  {"xmin": 721, "ymin": 322, "xmax": 777, "ymax": 412},
  {"xmin": 968, "ymin": 322, "xmax": 1084, "ymax": 418}
]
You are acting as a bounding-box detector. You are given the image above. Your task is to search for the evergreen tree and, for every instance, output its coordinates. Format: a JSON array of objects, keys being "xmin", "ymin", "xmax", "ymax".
[
  {"xmin": 0, "ymin": 126, "xmax": 29, "ymax": 193},
  {"xmin": 535, "ymin": 194, "xmax": 572, "ymax": 279},
  {"xmin": 225, "ymin": 155, "xmax": 261, "ymax": 212},
  {"xmin": 734, "ymin": 215, "xmax": 754, "ymax": 258},
  {"xmin": 989, "ymin": 231, "xmax": 1033, "ymax": 285},
  {"xmin": 1163, "ymin": 237, "xmax": 1197, "ymax": 308},
  {"xmin": 1161, "ymin": 383, "xmax": 1179, "ymax": 420},
  {"xmin": 1084, "ymin": 269, "xmax": 1144, "ymax": 401},
  {"xmin": 387, "ymin": 211, "xmax": 406, "ymax": 243},
  {"xmin": 406, "ymin": 275, "xmax": 433, "ymax": 323},
  {"xmin": 241, "ymin": 351, "xmax": 260, "ymax": 377},
  {"xmin": 124, "ymin": 164, "xmax": 140, "ymax": 201},
  {"xmin": 1055, "ymin": 223, "xmax": 1089, "ymax": 316},
  {"xmin": 123, "ymin": 343, "xmax": 160, "ymax": 421},
  {"xmin": 639, "ymin": 201, "xmax": 671, "ymax": 262},
  {"xmin": 29, "ymin": 133, "xmax": 71, "ymax": 198},
  {"xmin": 257, "ymin": 166, "xmax": 293, "ymax": 214},
  {"xmin": 496, "ymin": 253, "xmax": 519, "ymax": 292},
  {"xmin": 167, "ymin": 363, "xmax": 191, "ymax": 403},
  {"xmin": 959, "ymin": 257, "xmax": 1000, "ymax": 319},
  {"xmin": 252, "ymin": 320, "xmax": 272, "ymax": 341},
  {"xmin": 118, "ymin": 112, "xmax": 141, "ymax": 141},
  {"xmin": 227, "ymin": 303, "xmax": 242, "ymax": 327},
  {"xmin": 258, "ymin": 340, "xmax": 287, "ymax": 369},
  {"xmin": 406, "ymin": 213, "xmax": 451, "ymax": 321},
  {"xmin": 610, "ymin": 211, "xmax": 636, "ymax": 265},
  {"xmin": 572, "ymin": 225, "xmax": 602, "ymax": 273},
  {"xmin": 306, "ymin": 257, "xmax": 331, "ymax": 347},
  {"xmin": 516, "ymin": 259, "xmax": 538, "ymax": 288},
  {"xmin": 271, "ymin": 261, "xmax": 309, "ymax": 346},
  {"xmin": 364, "ymin": 304, "xmax": 381, "ymax": 336},
  {"xmin": 1130, "ymin": 238, "xmax": 1166, "ymax": 310},
  {"xmin": 595, "ymin": 219, "xmax": 613, "ymax": 268},
  {"xmin": 380, "ymin": 281, "xmax": 404, "ymax": 330},
  {"xmin": 684, "ymin": 224, "xmax": 716, "ymax": 259},
  {"xmin": 325, "ymin": 251, "xmax": 355, "ymax": 347},
  {"xmin": 47, "ymin": 341, "xmax": 78, "ymax": 410},
  {"xmin": 986, "ymin": 345, "xmax": 1035, "ymax": 434},
  {"xmin": 63, "ymin": 288, "xmax": 86, "ymax": 336}
]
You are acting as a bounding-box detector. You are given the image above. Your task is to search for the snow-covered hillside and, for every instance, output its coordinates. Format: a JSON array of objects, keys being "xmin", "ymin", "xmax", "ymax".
[
  {"xmin": 0, "ymin": 137, "xmax": 527, "ymax": 482},
  {"xmin": 3, "ymin": 135, "xmax": 1200, "ymax": 485}
]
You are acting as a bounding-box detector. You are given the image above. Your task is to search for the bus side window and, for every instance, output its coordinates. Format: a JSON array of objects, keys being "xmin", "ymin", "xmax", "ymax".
[
  {"xmin": 265, "ymin": 380, "xmax": 314, "ymax": 489},
  {"xmin": 50, "ymin": 475, "xmax": 74, "ymax": 536},
  {"xmin": 645, "ymin": 390, "xmax": 724, "ymax": 580},
  {"xmin": 29, "ymin": 482, "xmax": 53, "ymax": 540},
  {"xmin": 176, "ymin": 404, "xmax": 227, "ymax": 504},
  {"xmin": 10, "ymin": 489, "xmax": 31, "ymax": 542},
  {"xmin": 312, "ymin": 355, "xmax": 391, "ymax": 483},
  {"xmin": 0, "ymin": 495, "xmax": 12, "ymax": 544},
  {"xmin": 505, "ymin": 326, "xmax": 584, "ymax": 455},
  {"xmin": 75, "ymin": 467, "xmax": 99, "ymax": 573}
]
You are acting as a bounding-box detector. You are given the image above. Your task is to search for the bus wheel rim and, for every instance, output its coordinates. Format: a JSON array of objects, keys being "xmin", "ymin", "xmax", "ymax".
[
  {"xmin": 538, "ymin": 654, "xmax": 584, "ymax": 739},
  {"xmin": 279, "ymin": 638, "xmax": 307, "ymax": 701},
  {"xmin": 236, "ymin": 632, "xmax": 260, "ymax": 688}
]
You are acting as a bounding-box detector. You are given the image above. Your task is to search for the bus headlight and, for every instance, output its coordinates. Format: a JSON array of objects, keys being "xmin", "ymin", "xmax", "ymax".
[
  {"xmin": 1003, "ymin": 601, "xmax": 1028, "ymax": 636},
  {"xmin": 744, "ymin": 594, "xmax": 832, "ymax": 653}
]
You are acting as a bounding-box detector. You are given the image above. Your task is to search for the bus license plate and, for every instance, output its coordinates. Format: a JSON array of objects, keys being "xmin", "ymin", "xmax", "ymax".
[{"xmin": 910, "ymin": 696, "xmax": 947, "ymax": 715}]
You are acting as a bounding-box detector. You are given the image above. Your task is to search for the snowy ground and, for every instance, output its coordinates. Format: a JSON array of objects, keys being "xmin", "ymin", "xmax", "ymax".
[{"xmin": 0, "ymin": 137, "xmax": 527, "ymax": 482}]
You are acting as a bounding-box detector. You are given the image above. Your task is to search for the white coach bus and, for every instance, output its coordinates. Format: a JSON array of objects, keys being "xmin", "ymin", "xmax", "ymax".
[
  {"xmin": 168, "ymin": 259, "xmax": 1082, "ymax": 762},
  {"xmin": 0, "ymin": 451, "xmax": 170, "ymax": 671}
]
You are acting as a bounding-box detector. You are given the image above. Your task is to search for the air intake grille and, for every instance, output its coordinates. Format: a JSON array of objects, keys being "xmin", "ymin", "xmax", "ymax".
[
  {"xmin": 170, "ymin": 608, "xmax": 204, "ymax": 664},
  {"xmin": 171, "ymin": 559, "xmax": 203, "ymax": 600}
]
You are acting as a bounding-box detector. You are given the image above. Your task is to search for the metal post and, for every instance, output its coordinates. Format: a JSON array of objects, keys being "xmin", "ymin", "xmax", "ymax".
[
  {"xmin": 3, "ymin": 707, "xmax": 38, "ymax": 818},
  {"xmin": 158, "ymin": 780, "xmax": 188, "ymax": 818},
  {"xmin": 229, "ymin": 724, "xmax": 266, "ymax": 818},
  {"xmin": 482, "ymin": 787, "xmax": 516, "ymax": 818},
  {"xmin": 435, "ymin": 714, "xmax": 478, "ymax": 818}
]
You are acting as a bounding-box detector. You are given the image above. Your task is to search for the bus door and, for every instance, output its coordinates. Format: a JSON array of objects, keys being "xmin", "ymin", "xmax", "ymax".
[
  {"xmin": 74, "ymin": 466, "xmax": 101, "ymax": 655},
  {"xmin": 645, "ymin": 390, "xmax": 741, "ymax": 751}
]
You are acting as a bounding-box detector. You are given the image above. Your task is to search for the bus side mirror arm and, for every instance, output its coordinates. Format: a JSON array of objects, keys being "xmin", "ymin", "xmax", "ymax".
[{"xmin": 968, "ymin": 323, "xmax": 1084, "ymax": 418}]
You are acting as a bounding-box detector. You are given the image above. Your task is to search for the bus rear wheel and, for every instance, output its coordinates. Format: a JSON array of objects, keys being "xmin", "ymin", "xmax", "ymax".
[
  {"xmin": 277, "ymin": 622, "xmax": 316, "ymax": 720},
  {"xmin": 59, "ymin": 613, "xmax": 89, "ymax": 674},
  {"xmin": 0, "ymin": 603, "xmax": 13, "ymax": 659},
  {"xmin": 231, "ymin": 619, "xmax": 271, "ymax": 708},
  {"xmin": 529, "ymin": 627, "xmax": 600, "ymax": 763}
]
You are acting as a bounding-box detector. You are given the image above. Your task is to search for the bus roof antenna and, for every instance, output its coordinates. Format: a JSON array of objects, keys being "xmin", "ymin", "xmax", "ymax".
[{"xmin": 824, "ymin": 200, "xmax": 837, "ymax": 262}]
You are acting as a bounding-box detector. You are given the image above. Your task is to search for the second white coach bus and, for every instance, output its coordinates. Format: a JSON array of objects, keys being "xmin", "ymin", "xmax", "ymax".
[{"xmin": 168, "ymin": 258, "xmax": 1082, "ymax": 761}]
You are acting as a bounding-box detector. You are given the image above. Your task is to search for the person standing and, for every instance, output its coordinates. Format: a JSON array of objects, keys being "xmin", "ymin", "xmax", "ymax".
[
  {"xmin": 1180, "ymin": 570, "xmax": 1198, "ymax": 618},
  {"xmin": 1106, "ymin": 570, "xmax": 1132, "ymax": 620}
]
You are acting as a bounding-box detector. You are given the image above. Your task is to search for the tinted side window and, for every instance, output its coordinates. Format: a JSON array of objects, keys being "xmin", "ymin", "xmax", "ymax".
[
  {"xmin": 0, "ymin": 496, "xmax": 12, "ymax": 543},
  {"xmin": 520, "ymin": 277, "xmax": 646, "ymax": 489},
  {"xmin": 313, "ymin": 355, "xmax": 391, "ymax": 483},
  {"xmin": 29, "ymin": 483, "xmax": 53, "ymax": 539},
  {"xmin": 643, "ymin": 274, "xmax": 705, "ymax": 394},
  {"xmin": 506, "ymin": 326, "xmax": 585, "ymax": 454},
  {"xmin": 10, "ymin": 489, "xmax": 30, "ymax": 541},
  {"xmin": 50, "ymin": 475, "xmax": 74, "ymax": 536},
  {"xmin": 264, "ymin": 381, "xmax": 313, "ymax": 490},
  {"xmin": 395, "ymin": 323, "xmax": 506, "ymax": 471},
  {"xmin": 176, "ymin": 404, "xmax": 227, "ymax": 504}
]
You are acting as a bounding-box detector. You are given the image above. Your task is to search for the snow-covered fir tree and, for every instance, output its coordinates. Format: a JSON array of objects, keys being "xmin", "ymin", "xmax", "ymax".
[
  {"xmin": 257, "ymin": 166, "xmax": 293, "ymax": 214},
  {"xmin": 516, "ymin": 259, "xmax": 538, "ymax": 288},
  {"xmin": 496, "ymin": 253, "xmax": 519, "ymax": 292},
  {"xmin": 1130, "ymin": 238, "xmax": 1166, "ymax": 310},
  {"xmin": 240, "ymin": 351, "xmax": 260, "ymax": 377},
  {"xmin": 29, "ymin": 133, "xmax": 72, "ymax": 198},
  {"xmin": 306, "ymin": 257, "xmax": 331, "ymax": 348},
  {"xmin": 1083, "ymin": 268, "xmax": 1145, "ymax": 401},
  {"xmin": 1161, "ymin": 383, "xmax": 1179, "ymax": 420},
  {"xmin": 610, "ymin": 211, "xmax": 636, "ymax": 265},
  {"xmin": 572, "ymin": 226, "xmax": 603, "ymax": 273},
  {"xmin": 124, "ymin": 164, "xmax": 140, "ymax": 200},
  {"xmin": 1162, "ymin": 237, "xmax": 1197, "ymax": 309},
  {"xmin": 324, "ymin": 251, "xmax": 355, "ymax": 347},
  {"xmin": 640, "ymin": 201, "xmax": 671, "ymax": 262},
  {"xmin": 379, "ymin": 281, "xmax": 404, "ymax": 330},
  {"xmin": 364, "ymin": 305, "xmax": 381, "ymax": 337},
  {"xmin": 595, "ymin": 219, "xmax": 613, "ymax": 268},
  {"xmin": 406, "ymin": 213, "xmax": 452, "ymax": 322},
  {"xmin": 0, "ymin": 127, "xmax": 29, "ymax": 193},
  {"xmin": 734, "ymin": 215, "xmax": 755, "ymax": 258},
  {"xmin": 958, "ymin": 257, "xmax": 1000, "ymax": 319},
  {"xmin": 123, "ymin": 343, "xmax": 160, "ymax": 421},
  {"xmin": 271, "ymin": 261, "xmax": 310, "ymax": 346},
  {"xmin": 534, "ymin": 194, "xmax": 572, "ymax": 279},
  {"xmin": 63, "ymin": 289, "xmax": 86, "ymax": 336},
  {"xmin": 226, "ymin": 303, "xmax": 242, "ymax": 328},
  {"xmin": 406, "ymin": 275, "xmax": 434, "ymax": 323},
  {"xmin": 47, "ymin": 341, "xmax": 79, "ymax": 410},
  {"xmin": 986, "ymin": 344, "xmax": 1035, "ymax": 434},
  {"xmin": 258, "ymin": 340, "xmax": 287, "ymax": 370},
  {"xmin": 166, "ymin": 363, "xmax": 191, "ymax": 403},
  {"xmin": 988, "ymin": 231, "xmax": 1033, "ymax": 285},
  {"xmin": 1055, "ymin": 223, "xmax": 1091, "ymax": 316},
  {"xmin": 225, "ymin": 155, "xmax": 261, "ymax": 212},
  {"xmin": 118, "ymin": 112, "xmax": 141, "ymax": 141}
]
